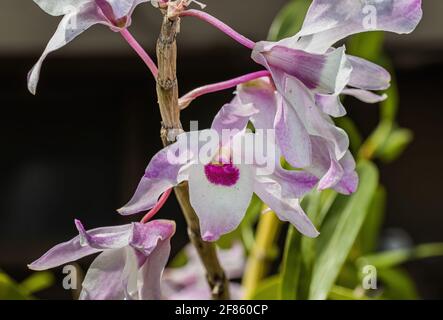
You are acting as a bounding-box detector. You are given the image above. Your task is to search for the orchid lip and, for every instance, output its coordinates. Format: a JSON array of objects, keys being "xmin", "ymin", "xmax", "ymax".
[{"xmin": 204, "ymin": 163, "xmax": 240, "ymax": 187}]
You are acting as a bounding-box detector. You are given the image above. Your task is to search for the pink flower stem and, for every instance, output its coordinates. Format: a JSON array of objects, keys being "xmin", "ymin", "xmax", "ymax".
[
  {"xmin": 120, "ymin": 29, "xmax": 158, "ymax": 79},
  {"xmin": 140, "ymin": 188, "xmax": 173, "ymax": 224},
  {"xmin": 179, "ymin": 70, "xmax": 271, "ymax": 109},
  {"xmin": 180, "ymin": 9, "xmax": 256, "ymax": 50}
]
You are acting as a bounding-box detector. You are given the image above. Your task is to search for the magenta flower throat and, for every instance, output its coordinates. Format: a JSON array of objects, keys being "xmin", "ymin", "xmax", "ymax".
[{"xmin": 204, "ymin": 163, "xmax": 240, "ymax": 187}]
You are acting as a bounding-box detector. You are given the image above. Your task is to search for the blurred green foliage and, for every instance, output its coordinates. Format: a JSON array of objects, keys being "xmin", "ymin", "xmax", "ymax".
[{"xmin": 0, "ymin": 270, "xmax": 54, "ymax": 300}]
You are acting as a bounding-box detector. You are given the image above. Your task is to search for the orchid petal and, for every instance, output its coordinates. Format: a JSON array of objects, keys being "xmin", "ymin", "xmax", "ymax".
[
  {"xmin": 275, "ymin": 97, "xmax": 312, "ymax": 168},
  {"xmin": 211, "ymin": 99, "xmax": 258, "ymax": 137},
  {"xmin": 130, "ymin": 220, "xmax": 176, "ymax": 256},
  {"xmin": 139, "ymin": 235, "xmax": 172, "ymax": 300},
  {"xmin": 296, "ymin": 0, "xmax": 423, "ymax": 53},
  {"xmin": 272, "ymin": 164, "xmax": 319, "ymax": 199},
  {"xmin": 28, "ymin": 222, "xmax": 133, "ymax": 271},
  {"xmin": 33, "ymin": 0, "xmax": 87, "ymax": 16},
  {"xmin": 28, "ymin": 3, "xmax": 103, "ymax": 94},
  {"xmin": 284, "ymin": 75, "xmax": 350, "ymax": 161},
  {"xmin": 253, "ymin": 44, "xmax": 352, "ymax": 95},
  {"xmin": 188, "ymin": 164, "xmax": 254, "ymax": 242},
  {"xmin": 118, "ymin": 135, "xmax": 192, "ymax": 215},
  {"xmin": 254, "ymin": 176, "xmax": 319, "ymax": 238},
  {"xmin": 217, "ymin": 242, "xmax": 245, "ymax": 279},
  {"xmin": 308, "ymin": 137, "xmax": 358, "ymax": 194},
  {"xmin": 332, "ymin": 151, "xmax": 359, "ymax": 195},
  {"xmin": 315, "ymin": 93, "xmax": 347, "ymax": 117},
  {"xmin": 79, "ymin": 247, "xmax": 134, "ymax": 300},
  {"xmin": 347, "ymin": 55, "xmax": 391, "ymax": 91},
  {"xmin": 343, "ymin": 88, "xmax": 387, "ymax": 104},
  {"xmin": 236, "ymin": 77, "xmax": 277, "ymax": 130}
]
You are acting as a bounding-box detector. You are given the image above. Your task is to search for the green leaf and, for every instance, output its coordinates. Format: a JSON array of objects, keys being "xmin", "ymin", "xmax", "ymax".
[
  {"xmin": 357, "ymin": 243, "xmax": 443, "ymax": 270},
  {"xmin": 359, "ymin": 120, "xmax": 393, "ymax": 160},
  {"xmin": 378, "ymin": 128, "xmax": 413, "ymax": 163},
  {"xmin": 316, "ymin": 189, "xmax": 338, "ymax": 228},
  {"xmin": 328, "ymin": 285, "xmax": 367, "ymax": 300},
  {"xmin": 279, "ymin": 190, "xmax": 338, "ymax": 300},
  {"xmin": 280, "ymin": 225, "xmax": 302, "ymax": 300},
  {"xmin": 309, "ymin": 160, "xmax": 379, "ymax": 300},
  {"xmin": 267, "ymin": 0, "xmax": 312, "ymax": 41},
  {"xmin": 357, "ymin": 186, "xmax": 387, "ymax": 255},
  {"xmin": 20, "ymin": 272, "xmax": 55, "ymax": 295},
  {"xmin": 346, "ymin": 32, "xmax": 385, "ymax": 62},
  {"xmin": 250, "ymin": 276, "xmax": 281, "ymax": 300},
  {"xmin": 378, "ymin": 268, "xmax": 419, "ymax": 300},
  {"xmin": 0, "ymin": 273, "xmax": 32, "ymax": 300}
]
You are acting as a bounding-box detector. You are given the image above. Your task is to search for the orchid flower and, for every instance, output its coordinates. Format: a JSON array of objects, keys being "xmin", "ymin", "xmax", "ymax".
[
  {"xmin": 29, "ymin": 219, "xmax": 175, "ymax": 300},
  {"xmin": 252, "ymin": 0, "xmax": 422, "ymax": 116},
  {"xmin": 162, "ymin": 242, "xmax": 244, "ymax": 300},
  {"xmin": 180, "ymin": 0, "xmax": 422, "ymax": 191},
  {"xmin": 28, "ymin": 0, "xmax": 154, "ymax": 94},
  {"xmin": 118, "ymin": 97, "xmax": 320, "ymax": 241},
  {"xmin": 227, "ymin": 77, "xmax": 358, "ymax": 194},
  {"xmin": 246, "ymin": 0, "xmax": 421, "ymax": 191}
]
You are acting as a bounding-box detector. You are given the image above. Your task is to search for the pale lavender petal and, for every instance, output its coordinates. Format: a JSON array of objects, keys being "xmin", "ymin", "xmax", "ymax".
[
  {"xmin": 297, "ymin": 0, "xmax": 423, "ymax": 53},
  {"xmin": 308, "ymin": 137, "xmax": 358, "ymax": 194},
  {"xmin": 315, "ymin": 93, "xmax": 347, "ymax": 118},
  {"xmin": 139, "ymin": 236, "xmax": 172, "ymax": 300},
  {"xmin": 275, "ymin": 97, "xmax": 312, "ymax": 168},
  {"xmin": 130, "ymin": 220, "xmax": 176, "ymax": 256},
  {"xmin": 79, "ymin": 247, "xmax": 135, "ymax": 300},
  {"xmin": 28, "ymin": 221, "xmax": 133, "ymax": 271},
  {"xmin": 80, "ymin": 220, "xmax": 175, "ymax": 300},
  {"xmin": 343, "ymin": 88, "xmax": 388, "ymax": 104},
  {"xmin": 254, "ymin": 176, "xmax": 319, "ymax": 238},
  {"xmin": 33, "ymin": 0, "xmax": 86, "ymax": 16},
  {"xmin": 217, "ymin": 242, "xmax": 245, "ymax": 279},
  {"xmin": 347, "ymin": 55, "xmax": 391, "ymax": 91},
  {"xmin": 272, "ymin": 164, "xmax": 319, "ymax": 199},
  {"xmin": 333, "ymin": 152, "xmax": 359, "ymax": 195},
  {"xmin": 284, "ymin": 75, "xmax": 350, "ymax": 161},
  {"xmin": 118, "ymin": 136, "xmax": 191, "ymax": 215},
  {"xmin": 74, "ymin": 220, "xmax": 133, "ymax": 250},
  {"xmin": 317, "ymin": 155, "xmax": 344, "ymax": 191},
  {"xmin": 236, "ymin": 77, "xmax": 277, "ymax": 130},
  {"xmin": 211, "ymin": 99, "xmax": 258, "ymax": 137},
  {"xmin": 28, "ymin": 3, "xmax": 105, "ymax": 94},
  {"xmin": 253, "ymin": 44, "xmax": 351, "ymax": 94},
  {"xmin": 188, "ymin": 164, "xmax": 255, "ymax": 242}
]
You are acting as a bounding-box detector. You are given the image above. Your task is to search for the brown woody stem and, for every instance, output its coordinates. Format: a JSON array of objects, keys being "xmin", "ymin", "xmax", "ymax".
[{"xmin": 155, "ymin": 11, "xmax": 230, "ymax": 300}]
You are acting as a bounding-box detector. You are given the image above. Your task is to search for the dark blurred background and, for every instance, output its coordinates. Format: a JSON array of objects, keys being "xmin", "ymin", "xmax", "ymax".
[{"xmin": 1, "ymin": 1, "xmax": 442, "ymax": 299}]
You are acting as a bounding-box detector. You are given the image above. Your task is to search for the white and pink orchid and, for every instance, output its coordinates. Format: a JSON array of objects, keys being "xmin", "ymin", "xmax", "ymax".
[
  {"xmin": 29, "ymin": 219, "xmax": 175, "ymax": 300},
  {"xmin": 118, "ymin": 97, "xmax": 320, "ymax": 241}
]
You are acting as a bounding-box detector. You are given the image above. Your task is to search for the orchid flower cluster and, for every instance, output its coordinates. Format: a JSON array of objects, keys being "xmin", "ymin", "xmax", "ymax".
[{"xmin": 28, "ymin": 0, "xmax": 422, "ymax": 300}]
